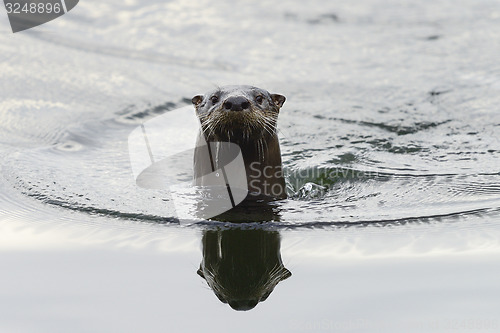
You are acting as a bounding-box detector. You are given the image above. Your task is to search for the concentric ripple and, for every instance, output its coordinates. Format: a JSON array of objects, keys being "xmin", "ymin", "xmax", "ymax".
[{"xmin": 2, "ymin": 97, "xmax": 500, "ymax": 227}]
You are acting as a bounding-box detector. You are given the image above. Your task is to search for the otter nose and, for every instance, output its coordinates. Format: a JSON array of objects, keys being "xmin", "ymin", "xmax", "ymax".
[{"xmin": 223, "ymin": 96, "xmax": 251, "ymax": 111}]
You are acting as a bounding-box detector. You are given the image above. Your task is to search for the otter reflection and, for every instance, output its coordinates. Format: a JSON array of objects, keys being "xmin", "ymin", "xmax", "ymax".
[{"xmin": 198, "ymin": 228, "xmax": 291, "ymax": 311}]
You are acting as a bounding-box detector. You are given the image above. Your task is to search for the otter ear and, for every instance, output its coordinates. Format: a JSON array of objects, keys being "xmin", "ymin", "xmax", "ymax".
[
  {"xmin": 192, "ymin": 95, "xmax": 203, "ymax": 106},
  {"xmin": 280, "ymin": 268, "xmax": 292, "ymax": 281},
  {"xmin": 271, "ymin": 94, "xmax": 286, "ymax": 108},
  {"xmin": 197, "ymin": 266, "xmax": 206, "ymax": 279}
]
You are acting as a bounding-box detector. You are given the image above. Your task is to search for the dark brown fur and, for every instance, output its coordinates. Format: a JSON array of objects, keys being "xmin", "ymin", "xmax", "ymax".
[{"xmin": 192, "ymin": 85, "xmax": 287, "ymax": 200}]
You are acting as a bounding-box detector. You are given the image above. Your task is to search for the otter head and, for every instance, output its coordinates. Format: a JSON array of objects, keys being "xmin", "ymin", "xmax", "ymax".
[{"xmin": 191, "ymin": 85, "xmax": 285, "ymax": 143}]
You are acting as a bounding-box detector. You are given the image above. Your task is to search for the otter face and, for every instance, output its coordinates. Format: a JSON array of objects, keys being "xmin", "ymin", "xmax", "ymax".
[{"xmin": 191, "ymin": 85, "xmax": 285, "ymax": 142}]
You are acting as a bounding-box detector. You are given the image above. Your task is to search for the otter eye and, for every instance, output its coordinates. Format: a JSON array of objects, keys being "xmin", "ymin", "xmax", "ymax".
[
  {"xmin": 256, "ymin": 95, "xmax": 264, "ymax": 104},
  {"xmin": 210, "ymin": 96, "xmax": 219, "ymax": 104}
]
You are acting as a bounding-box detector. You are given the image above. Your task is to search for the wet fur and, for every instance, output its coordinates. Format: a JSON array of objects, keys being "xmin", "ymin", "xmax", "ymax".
[{"xmin": 192, "ymin": 85, "xmax": 287, "ymax": 200}]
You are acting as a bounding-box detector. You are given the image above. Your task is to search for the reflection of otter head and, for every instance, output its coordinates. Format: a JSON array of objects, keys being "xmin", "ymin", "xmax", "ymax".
[
  {"xmin": 197, "ymin": 229, "xmax": 291, "ymax": 311},
  {"xmin": 192, "ymin": 85, "xmax": 285, "ymax": 144}
]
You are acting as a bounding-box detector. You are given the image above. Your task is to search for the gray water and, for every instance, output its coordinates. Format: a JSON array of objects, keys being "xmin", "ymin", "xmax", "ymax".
[{"xmin": 1, "ymin": 0, "xmax": 500, "ymax": 331}]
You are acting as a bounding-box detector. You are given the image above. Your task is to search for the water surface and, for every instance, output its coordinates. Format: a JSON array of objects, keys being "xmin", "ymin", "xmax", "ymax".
[{"xmin": 1, "ymin": 0, "xmax": 500, "ymax": 331}]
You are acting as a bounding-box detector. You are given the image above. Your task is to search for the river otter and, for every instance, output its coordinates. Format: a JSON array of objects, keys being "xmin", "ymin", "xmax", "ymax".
[{"xmin": 192, "ymin": 85, "xmax": 287, "ymax": 200}]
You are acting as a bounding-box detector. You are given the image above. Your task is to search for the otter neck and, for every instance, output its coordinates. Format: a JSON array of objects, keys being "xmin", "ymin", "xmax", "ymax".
[
  {"xmin": 206, "ymin": 134, "xmax": 279, "ymax": 168},
  {"xmin": 206, "ymin": 133, "xmax": 286, "ymax": 200}
]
